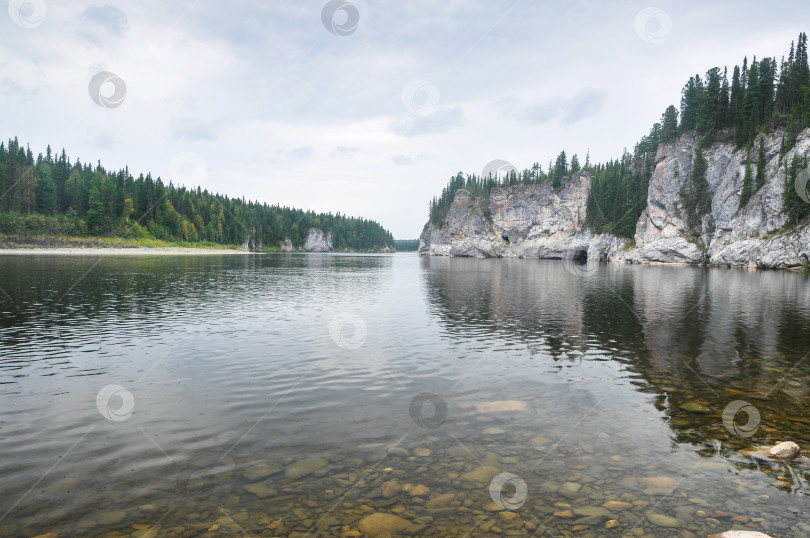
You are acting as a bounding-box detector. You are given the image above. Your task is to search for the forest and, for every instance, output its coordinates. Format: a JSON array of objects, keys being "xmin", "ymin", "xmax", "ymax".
[
  {"xmin": 428, "ymin": 32, "xmax": 810, "ymax": 236},
  {"xmin": 0, "ymin": 141, "xmax": 394, "ymax": 250}
]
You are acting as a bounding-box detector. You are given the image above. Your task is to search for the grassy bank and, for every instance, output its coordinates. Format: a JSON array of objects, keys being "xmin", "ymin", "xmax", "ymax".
[{"xmin": 0, "ymin": 234, "xmax": 244, "ymax": 251}]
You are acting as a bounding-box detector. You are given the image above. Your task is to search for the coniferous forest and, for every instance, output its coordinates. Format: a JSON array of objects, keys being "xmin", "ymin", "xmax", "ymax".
[
  {"xmin": 428, "ymin": 33, "xmax": 810, "ymax": 237},
  {"xmin": 0, "ymin": 141, "xmax": 394, "ymax": 250}
]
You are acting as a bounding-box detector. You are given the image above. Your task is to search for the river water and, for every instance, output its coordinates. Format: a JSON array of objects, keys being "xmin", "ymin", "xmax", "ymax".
[{"xmin": 0, "ymin": 253, "xmax": 809, "ymax": 537}]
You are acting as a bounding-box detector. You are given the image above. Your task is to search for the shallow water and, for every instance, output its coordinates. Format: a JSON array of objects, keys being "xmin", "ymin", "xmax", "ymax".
[{"xmin": 1, "ymin": 253, "xmax": 809, "ymax": 537}]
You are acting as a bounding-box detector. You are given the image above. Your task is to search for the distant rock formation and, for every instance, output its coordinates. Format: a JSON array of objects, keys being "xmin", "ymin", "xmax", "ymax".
[
  {"xmin": 304, "ymin": 228, "xmax": 333, "ymax": 252},
  {"xmin": 241, "ymin": 228, "xmax": 263, "ymax": 252},
  {"xmin": 280, "ymin": 239, "xmax": 294, "ymax": 252},
  {"xmin": 419, "ymin": 128, "xmax": 810, "ymax": 269}
]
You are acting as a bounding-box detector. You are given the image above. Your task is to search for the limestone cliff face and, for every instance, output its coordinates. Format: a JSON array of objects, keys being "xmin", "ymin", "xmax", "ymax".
[
  {"xmin": 304, "ymin": 228, "xmax": 333, "ymax": 252},
  {"xmin": 419, "ymin": 173, "xmax": 624, "ymax": 260},
  {"xmin": 419, "ymin": 128, "xmax": 810, "ymax": 268}
]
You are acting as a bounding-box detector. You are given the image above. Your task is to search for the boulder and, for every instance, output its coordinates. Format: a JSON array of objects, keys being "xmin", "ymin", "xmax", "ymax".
[{"xmin": 768, "ymin": 441, "xmax": 800, "ymax": 459}]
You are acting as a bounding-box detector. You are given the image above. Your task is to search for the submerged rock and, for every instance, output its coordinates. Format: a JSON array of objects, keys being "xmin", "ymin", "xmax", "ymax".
[
  {"xmin": 460, "ymin": 466, "xmax": 500, "ymax": 484},
  {"xmin": 409, "ymin": 484, "xmax": 430, "ymax": 497},
  {"xmin": 243, "ymin": 481, "xmax": 276, "ymax": 498},
  {"xmin": 558, "ymin": 482, "xmax": 582, "ymax": 499},
  {"xmin": 709, "ymin": 531, "xmax": 771, "ymax": 538},
  {"xmin": 285, "ymin": 457, "xmax": 327, "ymax": 479},
  {"xmin": 426, "ymin": 493, "xmax": 455, "ymax": 509},
  {"xmin": 647, "ymin": 513, "xmax": 685, "ymax": 528},
  {"xmin": 475, "ymin": 401, "xmax": 527, "ymax": 413},
  {"xmin": 357, "ymin": 512, "xmax": 410, "ymax": 535},
  {"xmin": 639, "ymin": 476, "xmax": 678, "ymax": 489},
  {"xmin": 602, "ymin": 500, "xmax": 632, "ymax": 511},
  {"xmin": 679, "ymin": 402, "xmax": 710, "ymax": 413},
  {"xmin": 380, "ymin": 479, "xmax": 400, "ymax": 498}
]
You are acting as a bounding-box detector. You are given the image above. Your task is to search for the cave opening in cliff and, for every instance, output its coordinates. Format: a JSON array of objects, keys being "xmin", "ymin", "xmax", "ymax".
[{"xmin": 573, "ymin": 249, "xmax": 588, "ymax": 263}]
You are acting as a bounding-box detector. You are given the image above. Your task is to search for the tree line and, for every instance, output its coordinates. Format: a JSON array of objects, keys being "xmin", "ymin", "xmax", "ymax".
[
  {"xmin": 0, "ymin": 139, "xmax": 394, "ymax": 250},
  {"xmin": 427, "ymin": 33, "xmax": 810, "ymax": 237}
]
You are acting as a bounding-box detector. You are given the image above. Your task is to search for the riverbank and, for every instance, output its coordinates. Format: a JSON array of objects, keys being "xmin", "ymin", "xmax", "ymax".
[
  {"xmin": 0, "ymin": 247, "xmax": 253, "ymax": 255},
  {"xmin": 0, "ymin": 235, "xmax": 251, "ymax": 255}
]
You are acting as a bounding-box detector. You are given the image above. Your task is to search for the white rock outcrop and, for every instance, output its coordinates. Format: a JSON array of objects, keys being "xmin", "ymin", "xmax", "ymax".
[
  {"xmin": 419, "ymin": 128, "xmax": 810, "ymax": 269},
  {"xmin": 304, "ymin": 228, "xmax": 333, "ymax": 252}
]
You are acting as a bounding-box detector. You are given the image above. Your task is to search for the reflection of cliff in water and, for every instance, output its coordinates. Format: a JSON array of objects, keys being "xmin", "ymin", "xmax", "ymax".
[{"xmin": 421, "ymin": 256, "xmax": 810, "ymax": 459}]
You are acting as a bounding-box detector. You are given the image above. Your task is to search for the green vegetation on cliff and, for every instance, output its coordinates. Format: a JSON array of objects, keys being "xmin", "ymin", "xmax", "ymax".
[{"xmin": 0, "ymin": 139, "xmax": 394, "ymax": 250}]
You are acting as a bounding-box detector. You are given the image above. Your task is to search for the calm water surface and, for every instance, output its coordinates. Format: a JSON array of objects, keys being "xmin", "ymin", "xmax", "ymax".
[{"xmin": 1, "ymin": 253, "xmax": 809, "ymax": 537}]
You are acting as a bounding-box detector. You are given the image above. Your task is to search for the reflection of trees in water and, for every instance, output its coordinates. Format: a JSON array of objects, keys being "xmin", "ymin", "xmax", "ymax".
[
  {"xmin": 421, "ymin": 257, "xmax": 810, "ymax": 457},
  {"xmin": 421, "ymin": 257, "xmax": 593, "ymax": 361}
]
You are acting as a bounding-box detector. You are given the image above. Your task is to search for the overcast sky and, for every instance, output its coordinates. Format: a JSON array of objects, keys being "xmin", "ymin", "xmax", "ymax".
[{"xmin": 2, "ymin": 1, "xmax": 806, "ymax": 238}]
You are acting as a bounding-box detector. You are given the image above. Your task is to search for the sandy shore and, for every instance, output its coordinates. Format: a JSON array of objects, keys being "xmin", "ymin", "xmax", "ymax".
[{"xmin": 0, "ymin": 247, "xmax": 256, "ymax": 256}]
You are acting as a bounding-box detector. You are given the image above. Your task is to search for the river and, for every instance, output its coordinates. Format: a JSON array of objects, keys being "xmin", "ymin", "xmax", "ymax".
[{"xmin": 1, "ymin": 253, "xmax": 809, "ymax": 537}]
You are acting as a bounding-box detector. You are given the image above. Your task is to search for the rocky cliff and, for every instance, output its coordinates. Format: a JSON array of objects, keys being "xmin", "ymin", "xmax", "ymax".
[
  {"xmin": 419, "ymin": 128, "xmax": 810, "ymax": 269},
  {"xmin": 304, "ymin": 228, "xmax": 334, "ymax": 252}
]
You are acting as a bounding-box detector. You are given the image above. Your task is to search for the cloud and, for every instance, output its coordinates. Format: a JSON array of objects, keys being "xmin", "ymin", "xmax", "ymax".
[
  {"xmin": 79, "ymin": 5, "xmax": 130, "ymax": 41},
  {"xmin": 517, "ymin": 99, "xmax": 564, "ymax": 124},
  {"xmin": 333, "ymin": 145, "xmax": 359, "ymax": 157},
  {"xmin": 171, "ymin": 117, "xmax": 218, "ymax": 141},
  {"xmin": 393, "ymin": 154, "xmax": 428, "ymax": 166},
  {"xmin": 514, "ymin": 89, "xmax": 608, "ymax": 126},
  {"xmin": 287, "ymin": 146, "xmax": 314, "ymax": 160},
  {"xmin": 390, "ymin": 106, "xmax": 465, "ymax": 138},
  {"xmin": 561, "ymin": 88, "xmax": 608, "ymax": 125},
  {"xmin": 0, "ymin": 77, "xmax": 38, "ymax": 97},
  {"xmin": 393, "ymin": 155, "xmax": 413, "ymax": 166}
]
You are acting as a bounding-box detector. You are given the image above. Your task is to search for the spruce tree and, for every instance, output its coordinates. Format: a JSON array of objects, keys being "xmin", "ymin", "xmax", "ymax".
[
  {"xmin": 755, "ymin": 138, "xmax": 767, "ymax": 190},
  {"xmin": 661, "ymin": 105, "xmax": 679, "ymax": 141},
  {"xmin": 739, "ymin": 158, "xmax": 753, "ymax": 209}
]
